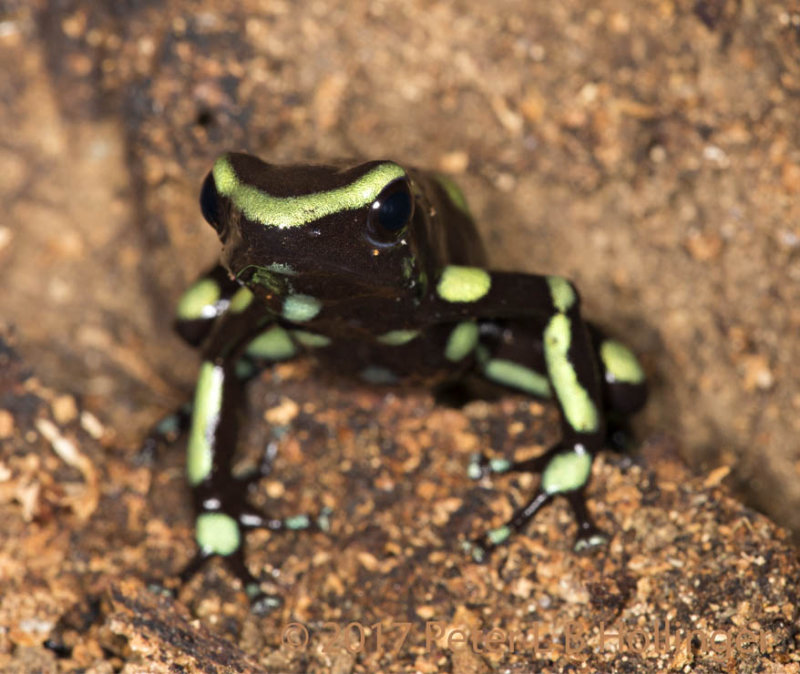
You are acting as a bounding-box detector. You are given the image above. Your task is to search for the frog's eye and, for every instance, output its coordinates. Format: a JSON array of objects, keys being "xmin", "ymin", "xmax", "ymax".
[
  {"xmin": 366, "ymin": 179, "xmax": 413, "ymax": 245},
  {"xmin": 200, "ymin": 172, "xmax": 223, "ymax": 234}
]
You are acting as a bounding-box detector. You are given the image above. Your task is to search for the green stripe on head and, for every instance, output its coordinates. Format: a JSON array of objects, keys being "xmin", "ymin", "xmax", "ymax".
[{"xmin": 212, "ymin": 155, "xmax": 407, "ymax": 229}]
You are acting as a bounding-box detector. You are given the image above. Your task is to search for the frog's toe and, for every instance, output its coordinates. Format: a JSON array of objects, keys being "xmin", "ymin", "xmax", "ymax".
[
  {"xmin": 137, "ymin": 403, "xmax": 192, "ymax": 465},
  {"xmin": 462, "ymin": 537, "xmax": 491, "ymax": 564},
  {"xmin": 573, "ymin": 526, "xmax": 609, "ymax": 551},
  {"xmin": 249, "ymin": 589, "xmax": 283, "ymax": 615}
]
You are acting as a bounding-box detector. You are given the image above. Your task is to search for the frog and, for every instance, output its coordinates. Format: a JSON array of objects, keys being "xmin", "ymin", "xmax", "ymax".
[{"xmin": 160, "ymin": 151, "xmax": 647, "ymax": 610}]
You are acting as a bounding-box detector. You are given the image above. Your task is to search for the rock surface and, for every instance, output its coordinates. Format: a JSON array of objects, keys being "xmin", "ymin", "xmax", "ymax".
[{"xmin": 1, "ymin": 334, "xmax": 798, "ymax": 672}]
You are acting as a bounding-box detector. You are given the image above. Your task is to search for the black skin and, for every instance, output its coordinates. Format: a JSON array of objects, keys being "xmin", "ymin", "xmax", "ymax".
[{"xmin": 150, "ymin": 153, "xmax": 647, "ymax": 611}]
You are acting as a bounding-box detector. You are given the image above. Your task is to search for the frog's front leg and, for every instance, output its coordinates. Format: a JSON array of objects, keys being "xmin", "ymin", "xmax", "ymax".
[
  {"xmin": 427, "ymin": 268, "xmax": 615, "ymax": 559},
  {"xmin": 140, "ymin": 266, "xmax": 247, "ymax": 460},
  {"xmin": 180, "ymin": 309, "xmax": 314, "ymax": 611}
]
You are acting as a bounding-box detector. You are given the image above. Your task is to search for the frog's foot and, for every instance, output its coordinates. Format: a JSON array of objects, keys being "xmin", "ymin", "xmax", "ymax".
[
  {"xmin": 137, "ymin": 402, "xmax": 192, "ymax": 464},
  {"xmin": 467, "ymin": 452, "xmax": 547, "ymax": 481},
  {"xmin": 178, "ymin": 543, "xmax": 283, "ymax": 615},
  {"xmin": 604, "ymin": 413, "xmax": 636, "ymax": 453},
  {"xmin": 565, "ymin": 490, "xmax": 609, "ymax": 551},
  {"xmin": 467, "ymin": 442, "xmax": 609, "ymax": 561},
  {"xmin": 467, "ymin": 490, "xmax": 552, "ymax": 563},
  {"xmin": 181, "ymin": 488, "xmax": 324, "ymax": 613}
]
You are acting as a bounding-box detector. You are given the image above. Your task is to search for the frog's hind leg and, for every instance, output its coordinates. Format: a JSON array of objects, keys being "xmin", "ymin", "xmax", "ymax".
[{"xmin": 466, "ymin": 318, "xmax": 614, "ymax": 560}]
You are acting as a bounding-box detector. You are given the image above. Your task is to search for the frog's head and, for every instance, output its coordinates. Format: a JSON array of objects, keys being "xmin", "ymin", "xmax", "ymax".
[{"xmin": 199, "ymin": 153, "xmax": 426, "ymax": 301}]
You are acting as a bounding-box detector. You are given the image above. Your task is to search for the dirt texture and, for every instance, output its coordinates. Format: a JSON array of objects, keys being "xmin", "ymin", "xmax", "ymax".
[{"xmin": 1, "ymin": 331, "xmax": 799, "ymax": 671}]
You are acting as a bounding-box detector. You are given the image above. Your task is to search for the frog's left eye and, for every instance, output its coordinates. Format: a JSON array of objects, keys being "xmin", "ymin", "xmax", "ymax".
[
  {"xmin": 366, "ymin": 179, "xmax": 413, "ymax": 245},
  {"xmin": 200, "ymin": 172, "xmax": 223, "ymax": 234}
]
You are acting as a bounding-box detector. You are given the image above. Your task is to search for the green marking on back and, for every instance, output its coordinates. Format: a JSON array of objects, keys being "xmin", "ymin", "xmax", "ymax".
[
  {"xmin": 176, "ymin": 278, "xmax": 221, "ymax": 320},
  {"xmin": 435, "ymin": 174, "xmax": 471, "ymax": 216},
  {"xmin": 229, "ymin": 286, "xmax": 254, "ymax": 314},
  {"xmin": 292, "ymin": 330, "xmax": 331, "ymax": 348},
  {"xmin": 360, "ymin": 366, "xmax": 398, "ymax": 384},
  {"xmin": 543, "ymin": 314, "xmax": 599, "ymax": 433},
  {"xmin": 213, "ymin": 155, "xmax": 407, "ymax": 228},
  {"xmin": 600, "ymin": 339, "xmax": 645, "ymax": 384},
  {"xmin": 445, "ymin": 321, "xmax": 479, "ymax": 361},
  {"xmin": 187, "ymin": 362, "xmax": 224, "ymax": 486},
  {"xmin": 377, "ymin": 329, "xmax": 420, "ymax": 346},
  {"xmin": 483, "ymin": 359, "xmax": 551, "ymax": 397},
  {"xmin": 547, "ymin": 276, "xmax": 576, "ymax": 313},
  {"xmin": 541, "ymin": 449, "xmax": 592, "ymax": 494},
  {"xmin": 195, "ymin": 512, "xmax": 240, "ymax": 556},
  {"xmin": 246, "ymin": 325, "xmax": 296, "ymax": 360},
  {"xmin": 283, "ymin": 294, "xmax": 321, "ymax": 322},
  {"xmin": 437, "ymin": 266, "xmax": 491, "ymax": 303}
]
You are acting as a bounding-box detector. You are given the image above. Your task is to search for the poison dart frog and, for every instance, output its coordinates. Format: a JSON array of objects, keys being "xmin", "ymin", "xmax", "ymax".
[{"xmin": 157, "ymin": 152, "xmax": 647, "ymax": 610}]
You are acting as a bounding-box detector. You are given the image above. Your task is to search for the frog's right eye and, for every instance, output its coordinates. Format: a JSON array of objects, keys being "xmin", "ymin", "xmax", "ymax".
[{"xmin": 200, "ymin": 172, "xmax": 223, "ymax": 234}]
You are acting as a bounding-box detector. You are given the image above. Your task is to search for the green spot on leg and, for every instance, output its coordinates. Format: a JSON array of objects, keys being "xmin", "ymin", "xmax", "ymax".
[
  {"xmin": 600, "ymin": 340, "xmax": 645, "ymax": 384},
  {"xmin": 489, "ymin": 458, "xmax": 512, "ymax": 473},
  {"xmin": 436, "ymin": 266, "xmax": 491, "ymax": 303},
  {"xmin": 187, "ymin": 362, "xmax": 224, "ymax": 486},
  {"xmin": 176, "ymin": 278, "xmax": 221, "ymax": 320},
  {"xmin": 541, "ymin": 449, "xmax": 592, "ymax": 494},
  {"xmin": 574, "ymin": 532, "xmax": 607, "ymax": 551},
  {"xmin": 213, "ymin": 155, "xmax": 407, "ymax": 229},
  {"xmin": 488, "ymin": 525, "xmax": 511, "ymax": 545},
  {"xmin": 195, "ymin": 512, "xmax": 241, "ymax": 556},
  {"xmin": 291, "ymin": 330, "xmax": 331, "ymax": 348},
  {"xmin": 229, "ymin": 286, "xmax": 254, "ymax": 313},
  {"xmin": 155, "ymin": 413, "xmax": 181, "ymax": 435},
  {"xmin": 546, "ymin": 275, "xmax": 576, "ymax": 313},
  {"xmin": 467, "ymin": 462, "xmax": 483, "ymax": 480},
  {"xmin": 484, "ymin": 359, "xmax": 551, "ymax": 398},
  {"xmin": 543, "ymin": 314, "xmax": 599, "ymax": 433},
  {"xmin": 284, "ymin": 514, "xmax": 311, "ymax": 530},
  {"xmin": 377, "ymin": 329, "xmax": 420, "ymax": 346},
  {"xmin": 445, "ymin": 321, "xmax": 479, "ymax": 361},
  {"xmin": 282, "ymin": 294, "xmax": 321, "ymax": 322},
  {"xmin": 246, "ymin": 326, "xmax": 296, "ymax": 360},
  {"xmin": 317, "ymin": 507, "xmax": 333, "ymax": 532}
]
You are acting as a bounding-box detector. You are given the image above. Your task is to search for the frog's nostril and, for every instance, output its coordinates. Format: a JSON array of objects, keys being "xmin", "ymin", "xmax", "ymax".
[{"xmin": 200, "ymin": 172, "xmax": 224, "ymax": 235}]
